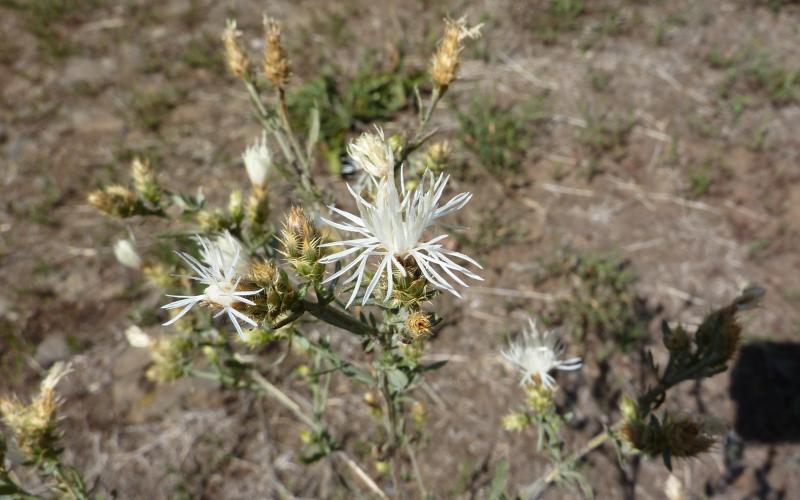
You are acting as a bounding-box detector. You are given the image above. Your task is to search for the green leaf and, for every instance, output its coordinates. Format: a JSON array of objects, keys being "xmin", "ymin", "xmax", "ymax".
[
  {"xmin": 306, "ymin": 106, "xmax": 320, "ymax": 158},
  {"xmin": 419, "ymin": 359, "xmax": 448, "ymax": 373},
  {"xmin": 387, "ymin": 368, "xmax": 409, "ymax": 392},
  {"xmin": 488, "ymin": 459, "xmax": 509, "ymax": 500}
]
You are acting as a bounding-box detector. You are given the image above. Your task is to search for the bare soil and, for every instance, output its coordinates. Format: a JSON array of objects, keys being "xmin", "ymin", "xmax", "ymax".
[{"xmin": 1, "ymin": 0, "xmax": 799, "ymax": 498}]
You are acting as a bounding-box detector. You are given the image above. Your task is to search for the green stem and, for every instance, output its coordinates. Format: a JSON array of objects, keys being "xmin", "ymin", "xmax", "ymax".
[{"xmin": 380, "ymin": 372, "xmax": 406, "ymax": 500}]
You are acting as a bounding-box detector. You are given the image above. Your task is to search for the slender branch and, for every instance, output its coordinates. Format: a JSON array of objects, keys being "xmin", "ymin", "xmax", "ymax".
[
  {"xmin": 249, "ymin": 370, "xmax": 388, "ymax": 499},
  {"xmin": 405, "ymin": 440, "xmax": 427, "ymax": 497},
  {"xmin": 521, "ymin": 430, "xmax": 610, "ymax": 500},
  {"xmin": 380, "ymin": 372, "xmax": 406, "ymax": 500}
]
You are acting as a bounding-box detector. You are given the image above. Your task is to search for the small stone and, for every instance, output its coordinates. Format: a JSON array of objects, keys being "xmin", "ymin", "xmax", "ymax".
[{"xmin": 35, "ymin": 333, "xmax": 71, "ymax": 367}]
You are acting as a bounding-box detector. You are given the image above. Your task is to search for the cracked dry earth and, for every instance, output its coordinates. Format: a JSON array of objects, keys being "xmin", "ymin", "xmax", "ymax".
[{"xmin": 1, "ymin": 0, "xmax": 799, "ymax": 498}]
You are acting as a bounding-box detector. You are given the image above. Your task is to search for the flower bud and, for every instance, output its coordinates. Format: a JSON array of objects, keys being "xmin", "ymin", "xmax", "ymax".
[
  {"xmin": 280, "ymin": 207, "xmax": 325, "ymax": 282},
  {"xmin": 114, "ymin": 238, "xmax": 142, "ymax": 269},
  {"xmin": 124, "ymin": 325, "xmax": 152, "ymax": 348},
  {"xmin": 143, "ymin": 262, "xmax": 176, "ymax": 290},
  {"xmin": 242, "ymin": 134, "xmax": 272, "ymax": 188},
  {"xmin": 131, "ymin": 157, "xmax": 160, "ymax": 205},
  {"xmin": 247, "ymin": 185, "xmax": 270, "ymax": 227},
  {"xmin": 146, "ymin": 338, "xmax": 190, "ymax": 383},
  {"xmin": 423, "ymin": 140, "xmax": 452, "ymax": 172},
  {"xmin": 347, "ymin": 128, "xmax": 394, "ymax": 179},
  {"xmin": 228, "ymin": 190, "xmax": 244, "ymax": 224},
  {"xmin": 405, "ymin": 311, "xmax": 432, "ymax": 339},
  {"xmin": 88, "ymin": 185, "xmax": 138, "ymax": 217},
  {"xmin": 502, "ymin": 412, "xmax": 531, "ymax": 432}
]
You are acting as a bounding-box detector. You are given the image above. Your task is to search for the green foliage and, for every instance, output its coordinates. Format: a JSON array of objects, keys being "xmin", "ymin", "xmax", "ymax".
[
  {"xmin": 457, "ymin": 95, "xmax": 549, "ymax": 178},
  {"xmin": 180, "ymin": 33, "xmax": 226, "ymax": 74},
  {"xmin": 131, "ymin": 87, "xmax": 183, "ymax": 131},
  {"xmin": 578, "ymin": 110, "xmax": 635, "ymax": 157},
  {"xmin": 540, "ymin": 250, "xmax": 648, "ymax": 354},
  {"xmin": 287, "ymin": 62, "xmax": 422, "ymax": 171}
]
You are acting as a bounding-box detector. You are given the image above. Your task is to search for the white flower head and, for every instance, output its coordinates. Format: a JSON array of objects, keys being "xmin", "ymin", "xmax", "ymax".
[
  {"xmin": 162, "ymin": 231, "xmax": 261, "ymax": 339},
  {"xmin": 347, "ymin": 127, "xmax": 394, "ymax": 179},
  {"xmin": 114, "ymin": 238, "xmax": 142, "ymax": 269},
  {"xmin": 319, "ymin": 169, "xmax": 482, "ymax": 308},
  {"xmin": 242, "ymin": 133, "xmax": 272, "ymax": 187},
  {"xmin": 502, "ymin": 319, "xmax": 582, "ymax": 389}
]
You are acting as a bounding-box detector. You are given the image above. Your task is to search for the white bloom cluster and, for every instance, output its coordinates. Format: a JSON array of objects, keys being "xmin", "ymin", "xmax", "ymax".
[
  {"xmin": 502, "ymin": 319, "xmax": 582, "ymax": 389},
  {"xmin": 242, "ymin": 133, "xmax": 272, "ymax": 187},
  {"xmin": 320, "ymin": 158, "xmax": 482, "ymax": 308},
  {"xmin": 162, "ymin": 232, "xmax": 261, "ymax": 338}
]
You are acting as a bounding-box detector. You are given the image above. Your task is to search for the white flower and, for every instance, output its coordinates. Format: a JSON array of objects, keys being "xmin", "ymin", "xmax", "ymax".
[
  {"xmin": 114, "ymin": 238, "xmax": 142, "ymax": 269},
  {"xmin": 502, "ymin": 319, "xmax": 582, "ymax": 389},
  {"xmin": 162, "ymin": 232, "xmax": 261, "ymax": 339},
  {"xmin": 347, "ymin": 127, "xmax": 394, "ymax": 179},
  {"xmin": 242, "ymin": 133, "xmax": 272, "ymax": 187},
  {"xmin": 319, "ymin": 169, "xmax": 482, "ymax": 308},
  {"xmin": 124, "ymin": 325, "xmax": 152, "ymax": 348}
]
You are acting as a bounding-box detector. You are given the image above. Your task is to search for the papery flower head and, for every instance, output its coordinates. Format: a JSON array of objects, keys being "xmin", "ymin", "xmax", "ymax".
[
  {"xmin": 162, "ymin": 232, "xmax": 261, "ymax": 339},
  {"xmin": 502, "ymin": 319, "xmax": 582, "ymax": 389},
  {"xmin": 347, "ymin": 127, "xmax": 394, "ymax": 179},
  {"xmin": 319, "ymin": 169, "xmax": 482, "ymax": 308},
  {"xmin": 242, "ymin": 133, "xmax": 272, "ymax": 188}
]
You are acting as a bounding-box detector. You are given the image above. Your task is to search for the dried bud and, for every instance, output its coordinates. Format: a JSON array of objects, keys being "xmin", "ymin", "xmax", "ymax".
[
  {"xmin": 405, "ymin": 311, "xmax": 432, "ymax": 339},
  {"xmin": 113, "ymin": 238, "xmax": 142, "ymax": 269},
  {"xmin": 347, "ymin": 128, "xmax": 394, "ymax": 179},
  {"xmin": 664, "ymin": 325, "xmax": 691, "ymax": 354},
  {"xmin": 248, "ymin": 260, "xmax": 299, "ymax": 323},
  {"xmin": 695, "ymin": 304, "xmax": 742, "ymax": 363},
  {"xmin": 262, "ymin": 15, "xmax": 290, "ymax": 87},
  {"xmin": 222, "ymin": 19, "xmax": 250, "ymax": 79},
  {"xmin": 430, "ymin": 16, "xmax": 482, "ymax": 92},
  {"xmin": 88, "ymin": 185, "xmax": 138, "ymax": 217},
  {"xmin": 131, "ymin": 157, "xmax": 160, "ymax": 205}
]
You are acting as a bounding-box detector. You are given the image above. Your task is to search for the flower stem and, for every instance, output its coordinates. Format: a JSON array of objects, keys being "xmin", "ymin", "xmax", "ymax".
[
  {"xmin": 521, "ymin": 430, "xmax": 610, "ymax": 499},
  {"xmin": 380, "ymin": 372, "xmax": 406, "ymax": 500}
]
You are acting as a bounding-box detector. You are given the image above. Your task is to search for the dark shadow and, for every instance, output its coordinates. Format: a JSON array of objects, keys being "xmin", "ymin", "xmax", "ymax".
[{"xmin": 730, "ymin": 342, "xmax": 800, "ymax": 443}]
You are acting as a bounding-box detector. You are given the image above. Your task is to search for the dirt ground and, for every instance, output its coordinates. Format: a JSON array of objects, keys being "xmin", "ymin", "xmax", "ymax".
[{"xmin": 1, "ymin": 0, "xmax": 799, "ymax": 498}]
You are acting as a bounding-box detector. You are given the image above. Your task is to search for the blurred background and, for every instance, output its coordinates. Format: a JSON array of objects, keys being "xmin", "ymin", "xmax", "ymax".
[{"xmin": 1, "ymin": 0, "xmax": 799, "ymax": 498}]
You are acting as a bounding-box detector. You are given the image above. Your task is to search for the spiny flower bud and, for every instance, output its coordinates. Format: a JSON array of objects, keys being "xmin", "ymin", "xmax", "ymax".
[
  {"xmin": 695, "ymin": 304, "xmax": 742, "ymax": 363},
  {"xmin": 143, "ymin": 262, "xmax": 176, "ymax": 290},
  {"xmin": 502, "ymin": 412, "xmax": 531, "ymax": 432},
  {"xmin": 131, "ymin": 157, "xmax": 160, "ymax": 205},
  {"xmin": 88, "ymin": 185, "xmax": 138, "ymax": 217},
  {"xmin": 248, "ymin": 260, "xmax": 299, "ymax": 323},
  {"xmin": 663, "ymin": 324, "xmax": 691, "ymax": 354},
  {"xmin": 196, "ymin": 209, "xmax": 228, "ymax": 232},
  {"xmin": 262, "ymin": 15, "xmax": 290, "ymax": 87},
  {"xmin": 146, "ymin": 338, "xmax": 190, "ymax": 383},
  {"xmin": 0, "ymin": 362, "xmax": 70, "ymax": 462},
  {"xmin": 621, "ymin": 413, "xmax": 722, "ymax": 460},
  {"xmin": 222, "ymin": 19, "xmax": 250, "ymax": 79},
  {"xmin": 405, "ymin": 311, "xmax": 432, "ymax": 339},
  {"xmin": 247, "ymin": 185, "xmax": 270, "ymax": 227},
  {"xmin": 113, "ymin": 238, "xmax": 142, "ymax": 269},
  {"xmin": 430, "ymin": 16, "xmax": 482, "ymax": 92},
  {"xmin": 423, "ymin": 140, "xmax": 452, "ymax": 172},
  {"xmin": 524, "ymin": 383, "xmax": 554, "ymax": 414},
  {"xmin": 280, "ymin": 207, "xmax": 325, "ymax": 282}
]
